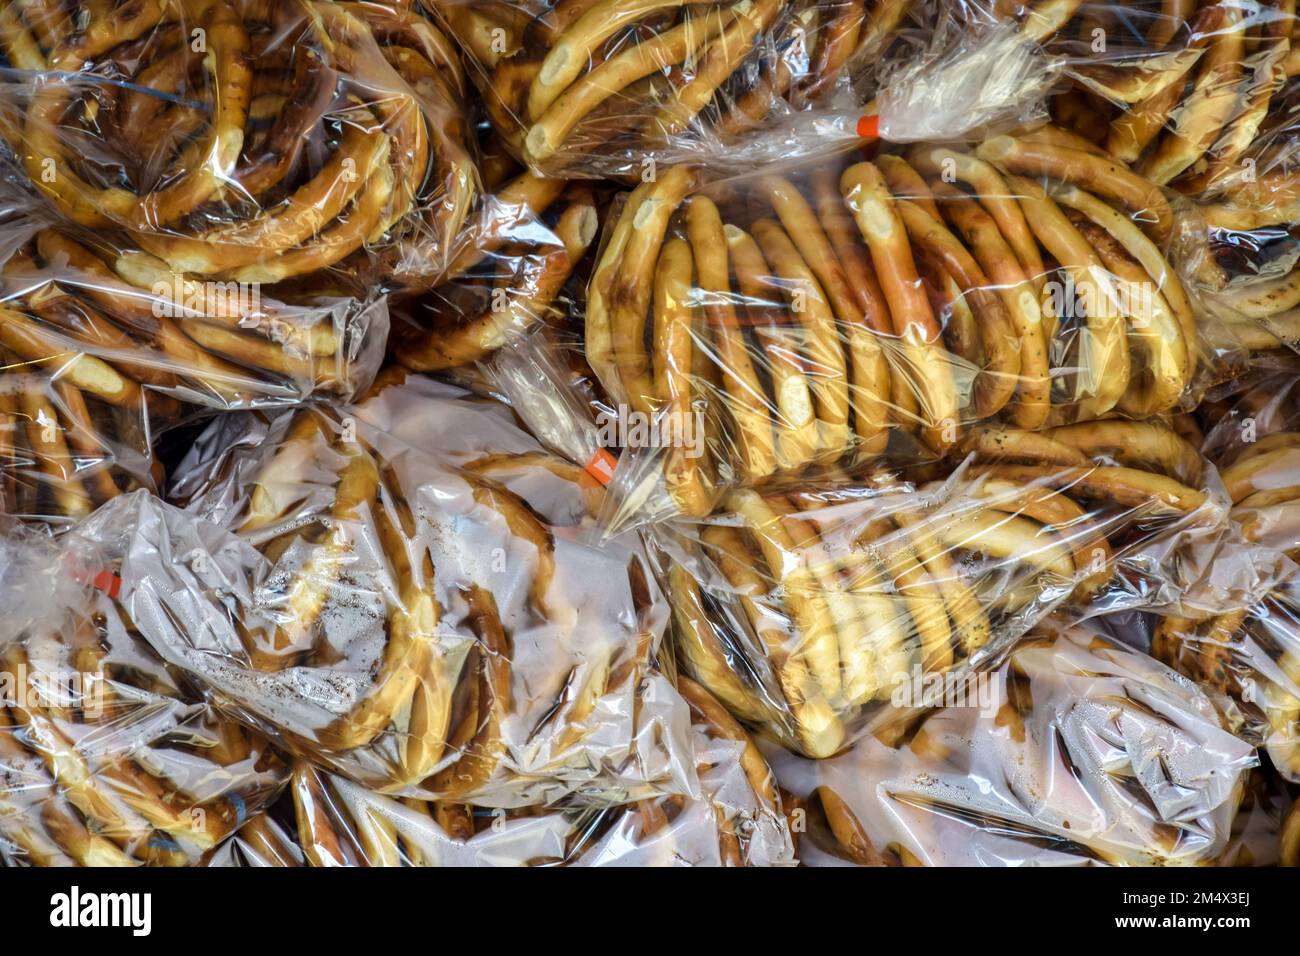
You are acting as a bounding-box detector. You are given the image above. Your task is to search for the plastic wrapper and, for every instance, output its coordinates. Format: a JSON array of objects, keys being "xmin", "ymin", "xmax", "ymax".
[
  {"xmin": 428, "ymin": 0, "xmax": 917, "ymax": 178},
  {"xmin": 1215, "ymin": 424, "xmax": 1300, "ymax": 557},
  {"xmin": 866, "ymin": 10, "xmax": 1056, "ymax": 145},
  {"xmin": 0, "ymin": 521, "xmax": 288, "ymax": 866},
  {"xmin": 104, "ymin": 372, "xmax": 698, "ymax": 805},
  {"xmin": 0, "ymin": 221, "xmax": 387, "ymax": 524},
  {"xmin": 767, "ymin": 622, "xmax": 1259, "ymax": 866},
  {"xmin": 250, "ymin": 676, "xmax": 792, "ymax": 866},
  {"xmin": 1138, "ymin": 368, "xmax": 1300, "ymax": 786},
  {"xmin": 922, "ymin": 5, "xmax": 1300, "ymax": 342},
  {"xmin": 649, "ymin": 418, "xmax": 1229, "ymax": 758},
  {"xmin": 0, "ymin": 0, "xmax": 478, "ymax": 291},
  {"xmin": 510, "ymin": 144, "xmax": 1204, "ymax": 528},
  {"xmin": 388, "ymin": 165, "xmax": 600, "ymax": 369}
]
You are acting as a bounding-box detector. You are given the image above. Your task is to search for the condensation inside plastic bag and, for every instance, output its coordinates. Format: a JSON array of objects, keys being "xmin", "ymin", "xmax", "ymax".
[
  {"xmin": 768, "ymin": 623, "xmax": 1258, "ymax": 866},
  {"xmin": 428, "ymin": 0, "xmax": 918, "ymax": 178},
  {"xmin": 94, "ymin": 376, "xmax": 699, "ymax": 805},
  {"xmin": 0, "ymin": 0, "xmax": 477, "ymax": 290},
  {"xmin": 0, "ymin": 521, "xmax": 286, "ymax": 866}
]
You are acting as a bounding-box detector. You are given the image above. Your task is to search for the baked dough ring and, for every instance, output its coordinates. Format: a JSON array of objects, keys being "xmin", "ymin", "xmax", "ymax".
[
  {"xmin": 751, "ymin": 219, "xmax": 851, "ymax": 464},
  {"xmin": 686, "ymin": 197, "xmax": 777, "ymax": 481},
  {"xmin": 1006, "ymin": 175, "xmax": 1131, "ymax": 420},
  {"xmin": 443, "ymin": 0, "xmax": 887, "ymax": 175},
  {"xmin": 0, "ymin": 327, "xmax": 156, "ymax": 521},
  {"xmin": 162, "ymin": 379, "xmax": 676, "ymax": 799},
  {"xmin": 726, "ymin": 226, "xmax": 820, "ymax": 471},
  {"xmin": 932, "ymin": 182, "xmax": 1049, "ymax": 427}
]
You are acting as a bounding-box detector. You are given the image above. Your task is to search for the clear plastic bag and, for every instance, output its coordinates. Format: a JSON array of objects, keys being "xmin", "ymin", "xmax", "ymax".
[
  {"xmin": 1153, "ymin": 581, "xmax": 1300, "ymax": 783},
  {"xmin": 0, "ymin": 221, "xmax": 387, "ymax": 524},
  {"xmin": 498, "ymin": 145, "xmax": 1206, "ymax": 528},
  {"xmin": 767, "ymin": 620, "xmax": 1259, "ymax": 866},
  {"xmin": 272, "ymin": 675, "xmax": 792, "ymax": 865},
  {"xmin": 0, "ymin": 520, "xmax": 288, "ymax": 867},
  {"xmin": 108, "ymin": 372, "xmax": 697, "ymax": 804},
  {"xmin": 0, "ymin": 336, "xmax": 159, "ymax": 525},
  {"xmin": 1, "ymin": 224, "xmax": 389, "ymax": 410},
  {"xmin": 201, "ymin": 813, "xmax": 306, "ymax": 867},
  {"xmin": 650, "ymin": 418, "xmax": 1230, "ymax": 757},
  {"xmin": 427, "ymin": 0, "xmax": 917, "ymax": 179},
  {"xmin": 0, "ymin": 0, "xmax": 478, "ymax": 291},
  {"xmin": 920, "ymin": 5, "xmax": 1300, "ymax": 343},
  {"xmin": 1214, "ymin": 768, "xmax": 1294, "ymax": 867},
  {"xmin": 942, "ymin": 2, "xmax": 1298, "ymax": 197}
]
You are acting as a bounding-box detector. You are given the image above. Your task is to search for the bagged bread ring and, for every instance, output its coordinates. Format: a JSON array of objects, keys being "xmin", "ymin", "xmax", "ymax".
[
  {"xmin": 1, "ymin": 226, "xmax": 388, "ymax": 414},
  {"xmin": 569, "ymin": 148, "xmax": 1199, "ymax": 531},
  {"xmin": 279, "ymin": 675, "xmax": 793, "ymax": 865},
  {"xmin": 111, "ymin": 372, "xmax": 696, "ymax": 803},
  {"xmin": 1215, "ymin": 429, "xmax": 1300, "ymax": 555},
  {"xmin": 1190, "ymin": 259, "xmax": 1300, "ymax": 377},
  {"xmin": 768, "ymin": 621, "xmax": 1258, "ymax": 866},
  {"xmin": 428, "ymin": 0, "xmax": 913, "ymax": 178},
  {"xmin": 0, "ymin": 0, "xmax": 477, "ymax": 290},
  {"xmin": 957, "ymin": 1, "xmax": 1296, "ymax": 200},
  {"xmin": 0, "ymin": 523, "xmax": 287, "ymax": 866},
  {"xmin": 914, "ymin": 6, "xmax": 1300, "ymax": 342},
  {"xmin": 651, "ymin": 419, "xmax": 1219, "ymax": 757}
]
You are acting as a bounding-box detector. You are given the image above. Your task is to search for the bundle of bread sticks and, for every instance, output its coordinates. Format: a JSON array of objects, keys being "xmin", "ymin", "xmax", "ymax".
[{"xmin": 4, "ymin": 0, "xmax": 1300, "ymax": 870}]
